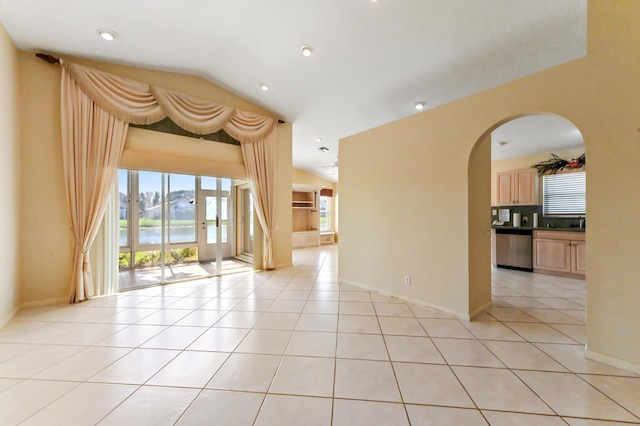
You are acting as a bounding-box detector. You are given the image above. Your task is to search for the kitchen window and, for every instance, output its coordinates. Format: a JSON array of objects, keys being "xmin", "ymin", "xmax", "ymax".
[{"xmin": 543, "ymin": 171, "xmax": 586, "ymax": 216}]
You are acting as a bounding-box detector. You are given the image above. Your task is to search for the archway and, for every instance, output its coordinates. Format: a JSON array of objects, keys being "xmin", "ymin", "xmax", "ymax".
[{"xmin": 468, "ymin": 113, "xmax": 586, "ymax": 319}]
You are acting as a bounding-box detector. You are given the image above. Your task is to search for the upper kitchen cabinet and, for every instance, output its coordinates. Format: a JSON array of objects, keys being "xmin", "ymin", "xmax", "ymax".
[{"xmin": 496, "ymin": 169, "xmax": 538, "ymax": 206}]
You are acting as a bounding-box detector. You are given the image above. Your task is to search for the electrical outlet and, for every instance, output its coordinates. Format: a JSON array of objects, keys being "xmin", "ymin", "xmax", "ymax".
[
  {"xmin": 404, "ymin": 276, "xmax": 411, "ymax": 286},
  {"xmin": 9, "ymin": 288, "xmax": 13, "ymax": 300}
]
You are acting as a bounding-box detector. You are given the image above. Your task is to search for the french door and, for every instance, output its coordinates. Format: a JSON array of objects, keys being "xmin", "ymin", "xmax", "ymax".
[{"xmin": 197, "ymin": 177, "xmax": 232, "ymax": 275}]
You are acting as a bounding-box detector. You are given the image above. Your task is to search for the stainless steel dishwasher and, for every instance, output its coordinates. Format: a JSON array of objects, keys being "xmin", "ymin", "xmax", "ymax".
[{"xmin": 495, "ymin": 228, "xmax": 533, "ymax": 271}]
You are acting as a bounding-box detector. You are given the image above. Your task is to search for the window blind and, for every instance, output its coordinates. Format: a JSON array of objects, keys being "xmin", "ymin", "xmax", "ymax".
[{"xmin": 543, "ymin": 171, "xmax": 586, "ymax": 216}]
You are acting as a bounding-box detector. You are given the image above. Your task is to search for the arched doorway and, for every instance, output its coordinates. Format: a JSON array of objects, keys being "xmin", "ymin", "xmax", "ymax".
[{"xmin": 468, "ymin": 113, "xmax": 586, "ymax": 320}]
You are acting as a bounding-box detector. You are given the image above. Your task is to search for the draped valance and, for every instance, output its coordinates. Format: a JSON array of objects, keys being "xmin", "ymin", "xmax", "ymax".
[
  {"xmin": 63, "ymin": 62, "xmax": 277, "ymax": 144},
  {"xmin": 60, "ymin": 61, "xmax": 277, "ymax": 303}
]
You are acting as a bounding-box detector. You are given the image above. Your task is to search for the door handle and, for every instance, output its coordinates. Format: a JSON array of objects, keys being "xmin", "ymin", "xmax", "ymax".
[{"xmin": 216, "ymin": 215, "xmax": 220, "ymax": 228}]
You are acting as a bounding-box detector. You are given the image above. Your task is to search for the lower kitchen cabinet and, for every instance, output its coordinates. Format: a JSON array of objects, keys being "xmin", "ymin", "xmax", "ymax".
[{"xmin": 533, "ymin": 230, "xmax": 585, "ymax": 278}]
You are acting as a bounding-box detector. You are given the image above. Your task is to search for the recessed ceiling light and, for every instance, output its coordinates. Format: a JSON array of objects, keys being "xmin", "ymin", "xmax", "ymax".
[
  {"xmin": 260, "ymin": 83, "xmax": 270, "ymax": 91},
  {"xmin": 315, "ymin": 137, "xmax": 322, "ymax": 143},
  {"xmin": 300, "ymin": 45, "xmax": 314, "ymax": 57},
  {"xmin": 96, "ymin": 29, "xmax": 116, "ymax": 41},
  {"xmin": 414, "ymin": 101, "xmax": 426, "ymax": 110}
]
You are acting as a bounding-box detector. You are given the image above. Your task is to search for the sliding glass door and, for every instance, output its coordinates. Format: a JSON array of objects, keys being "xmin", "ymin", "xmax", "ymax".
[{"xmin": 118, "ymin": 170, "xmax": 249, "ymax": 290}]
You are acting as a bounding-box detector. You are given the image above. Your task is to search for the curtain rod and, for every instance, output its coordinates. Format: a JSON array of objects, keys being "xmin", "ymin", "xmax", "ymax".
[
  {"xmin": 36, "ymin": 53, "xmax": 61, "ymax": 65},
  {"xmin": 35, "ymin": 53, "xmax": 286, "ymax": 124}
]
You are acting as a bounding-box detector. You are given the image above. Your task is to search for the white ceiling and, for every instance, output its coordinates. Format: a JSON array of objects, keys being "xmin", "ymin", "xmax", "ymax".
[
  {"xmin": 0, "ymin": 0, "xmax": 586, "ymax": 182},
  {"xmin": 491, "ymin": 115, "xmax": 585, "ymax": 161}
]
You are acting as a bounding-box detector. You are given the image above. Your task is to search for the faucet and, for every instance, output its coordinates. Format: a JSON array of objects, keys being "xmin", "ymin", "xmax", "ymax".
[{"xmin": 579, "ymin": 216, "xmax": 585, "ymax": 228}]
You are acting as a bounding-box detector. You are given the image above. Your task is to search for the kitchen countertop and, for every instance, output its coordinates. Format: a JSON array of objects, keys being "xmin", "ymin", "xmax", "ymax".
[{"xmin": 491, "ymin": 225, "xmax": 586, "ymax": 232}]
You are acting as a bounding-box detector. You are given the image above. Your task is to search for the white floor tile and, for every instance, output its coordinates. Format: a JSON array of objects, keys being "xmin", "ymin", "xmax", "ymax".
[
  {"xmin": 295, "ymin": 313, "xmax": 338, "ymax": 332},
  {"xmin": 482, "ymin": 410, "xmax": 567, "ymax": 426},
  {"xmin": 22, "ymin": 383, "xmax": 136, "ymax": 426},
  {"xmin": 1, "ymin": 246, "xmax": 635, "ymax": 426},
  {"xmin": 453, "ymin": 366, "xmax": 553, "ymax": 414},
  {"xmin": 334, "ymin": 359, "xmax": 402, "ymax": 402},
  {"xmin": 254, "ymin": 394, "xmax": 332, "ymax": 426},
  {"xmin": 285, "ymin": 331, "xmax": 337, "ymax": 357},
  {"xmin": 187, "ymin": 327, "xmax": 249, "ymax": 352},
  {"xmin": 0, "ymin": 380, "xmax": 78, "ymax": 424},
  {"xmin": 406, "ymin": 405, "xmax": 487, "ymax": 426},
  {"xmin": 578, "ymin": 374, "xmax": 640, "ymax": 418},
  {"xmin": 384, "ymin": 335, "xmax": 446, "ymax": 364},
  {"xmin": 206, "ymin": 353, "xmax": 281, "ymax": 392},
  {"xmin": 147, "ymin": 350, "xmax": 229, "ymax": 387},
  {"xmin": 433, "ymin": 338, "xmax": 505, "ymax": 367},
  {"xmin": 235, "ymin": 329, "xmax": 292, "ymax": 355},
  {"xmin": 515, "ymin": 370, "xmax": 638, "ymax": 422},
  {"xmin": 337, "ymin": 315, "xmax": 381, "ymax": 334},
  {"xmin": 378, "ymin": 316, "xmax": 427, "ymax": 336},
  {"xmin": 0, "ymin": 344, "xmax": 85, "ymax": 378},
  {"xmin": 337, "ymin": 333, "xmax": 389, "ymax": 360},
  {"xmin": 394, "ymin": 363, "xmax": 475, "ymax": 408},
  {"xmin": 177, "ymin": 390, "xmax": 264, "ymax": 425},
  {"xmin": 269, "ymin": 356, "xmax": 335, "ymax": 397},
  {"xmin": 98, "ymin": 385, "xmax": 199, "ymax": 426},
  {"xmin": 88, "ymin": 348, "xmax": 179, "ymax": 384},
  {"xmin": 333, "ymin": 399, "xmax": 409, "ymax": 426},
  {"xmin": 139, "ymin": 326, "xmax": 208, "ymax": 350},
  {"xmin": 33, "ymin": 346, "xmax": 132, "ymax": 381}
]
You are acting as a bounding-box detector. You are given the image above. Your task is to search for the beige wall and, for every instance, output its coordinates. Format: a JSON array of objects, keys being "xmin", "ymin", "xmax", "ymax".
[
  {"xmin": 0, "ymin": 20, "xmax": 20, "ymax": 326},
  {"xmin": 340, "ymin": 0, "xmax": 640, "ymax": 370},
  {"xmin": 17, "ymin": 51, "xmax": 292, "ymax": 304}
]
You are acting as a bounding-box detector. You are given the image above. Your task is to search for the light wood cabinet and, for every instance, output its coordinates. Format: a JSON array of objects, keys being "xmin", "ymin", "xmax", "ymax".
[
  {"xmin": 533, "ymin": 230, "xmax": 585, "ymax": 278},
  {"xmin": 496, "ymin": 169, "xmax": 538, "ymax": 206},
  {"xmin": 571, "ymin": 240, "xmax": 587, "ymax": 275}
]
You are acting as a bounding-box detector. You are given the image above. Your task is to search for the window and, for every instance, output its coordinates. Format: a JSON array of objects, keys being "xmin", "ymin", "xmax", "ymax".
[
  {"xmin": 543, "ymin": 171, "xmax": 586, "ymax": 216},
  {"xmin": 320, "ymin": 196, "xmax": 332, "ymax": 231}
]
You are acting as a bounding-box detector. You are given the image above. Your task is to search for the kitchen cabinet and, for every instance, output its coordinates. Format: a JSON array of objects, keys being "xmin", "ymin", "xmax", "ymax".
[
  {"xmin": 533, "ymin": 230, "xmax": 585, "ymax": 278},
  {"xmin": 496, "ymin": 169, "xmax": 538, "ymax": 206}
]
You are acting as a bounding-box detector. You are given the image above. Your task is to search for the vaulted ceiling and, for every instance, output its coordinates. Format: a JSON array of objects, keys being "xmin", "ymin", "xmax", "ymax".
[{"xmin": 0, "ymin": 0, "xmax": 587, "ymax": 181}]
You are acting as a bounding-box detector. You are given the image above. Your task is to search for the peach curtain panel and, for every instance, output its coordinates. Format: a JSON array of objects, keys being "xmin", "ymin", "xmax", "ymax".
[
  {"xmin": 61, "ymin": 62, "xmax": 278, "ymax": 302},
  {"xmin": 61, "ymin": 68, "xmax": 129, "ymax": 303},
  {"xmin": 242, "ymin": 129, "xmax": 277, "ymax": 270}
]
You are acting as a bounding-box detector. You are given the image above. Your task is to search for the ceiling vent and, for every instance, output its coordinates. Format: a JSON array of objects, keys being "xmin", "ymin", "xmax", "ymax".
[{"xmin": 318, "ymin": 146, "xmax": 330, "ymax": 152}]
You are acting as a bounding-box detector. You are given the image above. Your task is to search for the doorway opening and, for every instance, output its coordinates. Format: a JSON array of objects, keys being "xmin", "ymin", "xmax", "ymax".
[
  {"xmin": 117, "ymin": 169, "xmax": 253, "ymax": 290},
  {"xmin": 467, "ymin": 113, "xmax": 587, "ymax": 319}
]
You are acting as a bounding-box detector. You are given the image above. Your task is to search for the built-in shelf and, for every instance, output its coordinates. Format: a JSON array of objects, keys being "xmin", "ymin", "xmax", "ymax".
[{"xmin": 292, "ymin": 185, "xmax": 321, "ymax": 248}]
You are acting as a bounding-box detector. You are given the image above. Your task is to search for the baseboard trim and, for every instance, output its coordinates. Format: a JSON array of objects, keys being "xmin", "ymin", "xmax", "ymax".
[
  {"xmin": 20, "ymin": 296, "xmax": 67, "ymax": 310},
  {"xmin": 585, "ymin": 348, "xmax": 640, "ymax": 375},
  {"xmin": 0, "ymin": 305, "xmax": 20, "ymax": 330},
  {"xmin": 469, "ymin": 300, "xmax": 493, "ymax": 320},
  {"xmin": 338, "ymin": 276, "xmax": 470, "ymax": 321}
]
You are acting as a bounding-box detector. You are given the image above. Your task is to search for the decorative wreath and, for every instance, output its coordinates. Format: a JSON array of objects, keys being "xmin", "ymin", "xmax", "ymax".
[{"xmin": 533, "ymin": 153, "xmax": 585, "ymax": 176}]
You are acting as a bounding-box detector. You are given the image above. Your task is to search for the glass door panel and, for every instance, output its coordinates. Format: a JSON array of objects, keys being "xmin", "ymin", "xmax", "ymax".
[{"xmin": 242, "ymin": 188, "xmax": 254, "ymax": 256}]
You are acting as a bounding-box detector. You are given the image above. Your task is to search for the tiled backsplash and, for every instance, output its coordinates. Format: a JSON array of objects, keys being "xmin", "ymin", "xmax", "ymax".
[{"xmin": 491, "ymin": 205, "xmax": 585, "ymax": 229}]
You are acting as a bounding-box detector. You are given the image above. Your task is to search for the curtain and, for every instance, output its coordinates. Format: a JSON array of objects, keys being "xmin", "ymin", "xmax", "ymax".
[
  {"xmin": 61, "ymin": 68, "xmax": 129, "ymax": 303},
  {"xmin": 241, "ymin": 129, "xmax": 277, "ymax": 270},
  {"xmin": 60, "ymin": 62, "xmax": 279, "ymax": 301}
]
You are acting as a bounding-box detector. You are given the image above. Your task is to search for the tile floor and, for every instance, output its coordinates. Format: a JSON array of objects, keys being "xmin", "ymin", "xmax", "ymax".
[{"xmin": 0, "ymin": 245, "xmax": 639, "ymax": 425}]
